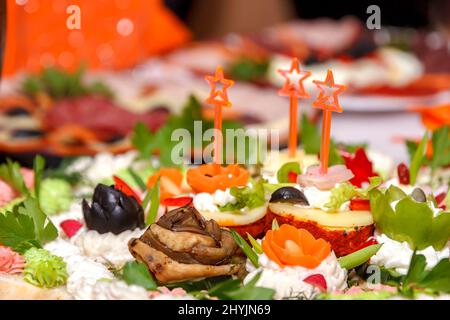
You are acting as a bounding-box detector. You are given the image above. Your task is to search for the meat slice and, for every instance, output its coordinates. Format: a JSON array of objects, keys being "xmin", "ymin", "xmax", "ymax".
[{"xmin": 44, "ymin": 96, "xmax": 169, "ymax": 139}]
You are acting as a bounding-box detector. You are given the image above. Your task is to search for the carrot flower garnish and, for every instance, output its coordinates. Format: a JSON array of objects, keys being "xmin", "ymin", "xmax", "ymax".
[
  {"xmin": 186, "ymin": 163, "xmax": 249, "ymax": 194},
  {"xmin": 262, "ymin": 224, "xmax": 331, "ymax": 269}
]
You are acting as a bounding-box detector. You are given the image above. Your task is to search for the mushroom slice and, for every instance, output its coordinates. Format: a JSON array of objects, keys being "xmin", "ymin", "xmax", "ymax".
[{"xmin": 129, "ymin": 238, "xmax": 243, "ymax": 283}]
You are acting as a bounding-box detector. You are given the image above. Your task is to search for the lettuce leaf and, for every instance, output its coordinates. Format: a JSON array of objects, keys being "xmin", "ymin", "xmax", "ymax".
[
  {"xmin": 324, "ymin": 177, "xmax": 381, "ymax": 211},
  {"xmin": 370, "ymin": 186, "xmax": 450, "ymax": 250},
  {"xmin": 219, "ymin": 181, "xmax": 265, "ymax": 212},
  {"xmin": 324, "ymin": 183, "xmax": 358, "ymax": 211}
]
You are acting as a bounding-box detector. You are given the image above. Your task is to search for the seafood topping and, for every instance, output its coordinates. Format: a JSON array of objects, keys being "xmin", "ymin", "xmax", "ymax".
[{"xmin": 128, "ymin": 205, "xmax": 245, "ymax": 283}]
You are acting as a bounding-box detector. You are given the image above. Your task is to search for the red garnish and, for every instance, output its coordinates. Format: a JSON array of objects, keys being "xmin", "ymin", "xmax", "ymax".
[
  {"xmin": 161, "ymin": 196, "xmax": 193, "ymax": 207},
  {"xmin": 303, "ymin": 274, "xmax": 327, "ymax": 291},
  {"xmin": 113, "ymin": 175, "xmax": 142, "ymax": 204},
  {"xmin": 60, "ymin": 219, "xmax": 83, "ymax": 238},
  {"xmin": 435, "ymin": 192, "xmax": 447, "ymax": 210},
  {"xmin": 349, "ymin": 199, "xmax": 371, "ymax": 211},
  {"xmin": 287, "ymin": 171, "xmax": 298, "ymax": 183},
  {"xmin": 342, "ymin": 148, "xmax": 377, "ymax": 187},
  {"xmin": 355, "ymin": 237, "xmax": 378, "ymax": 251},
  {"xmin": 397, "ymin": 163, "xmax": 410, "ymax": 185}
]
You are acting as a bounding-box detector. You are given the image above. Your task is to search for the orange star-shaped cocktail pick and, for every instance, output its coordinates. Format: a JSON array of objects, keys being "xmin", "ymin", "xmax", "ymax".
[
  {"xmin": 205, "ymin": 66, "xmax": 235, "ymax": 164},
  {"xmin": 277, "ymin": 57, "xmax": 312, "ymax": 158},
  {"xmin": 278, "ymin": 57, "xmax": 311, "ymax": 98},
  {"xmin": 312, "ymin": 70, "xmax": 346, "ymax": 174},
  {"xmin": 205, "ymin": 66, "xmax": 234, "ymax": 108},
  {"xmin": 312, "ymin": 69, "xmax": 346, "ymax": 113}
]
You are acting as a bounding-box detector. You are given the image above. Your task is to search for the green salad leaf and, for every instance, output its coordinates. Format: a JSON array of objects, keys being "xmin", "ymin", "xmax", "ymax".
[
  {"xmin": 122, "ymin": 261, "xmax": 157, "ymax": 290},
  {"xmin": 324, "ymin": 176, "xmax": 382, "ymax": 211},
  {"xmin": 370, "ymin": 186, "xmax": 450, "ymax": 250},
  {"xmin": 219, "ymin": 181, "xmax": 265, "ymax": 212},
  {"xmin": 410, "ymin": 131, "xmax": 428, "ymax": 185},
  {"xmin": 324, "ymin": 182, "xmax": 358, "ymax": 211}
]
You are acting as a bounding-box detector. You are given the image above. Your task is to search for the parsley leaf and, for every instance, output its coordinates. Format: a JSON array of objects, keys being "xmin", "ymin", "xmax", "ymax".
[
  {"xmin": 122, "ymin": 261, "xmax": 157, "ymax": 290},
  {"xmin": 431, "ymin": 125, "xmax": 450, "ymax": 172},
  {"xmin": 208, "ymin": 272, "xmax": 275, "ymax": 300},
  {"xmin": 0, "ymin": 196, "xmax": 57, "ymax": 254},
  {"xmin": 402, "ymin": 251, "xmax": 450, "ymax": 294},
  {"xmin": 0, "ymin": 208, "xmax": 39, "ymax": 253},
  {"xmin": 300, "ymin": 114, "xmax": 343, "ymax": 165},
  {"xmin": 228, "ymin": 58, "xmax": 269, "ymax": 82},
  {"xmin": 18, "ymin": 198, "xmax": 58, "ymax": 245},
  {"xmin": 0, "ymin": 159, "xmax": 29, "ymax": 196}
]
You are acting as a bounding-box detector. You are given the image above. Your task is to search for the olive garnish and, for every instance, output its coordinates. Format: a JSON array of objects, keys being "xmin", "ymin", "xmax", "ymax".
[
  {"xmin": 411, "ymin": 188, "xmax": 427, "ymax": 203},
  {"xmin": 269, "ymin": 187, "xmax": 309, "ymax": 206},
  {"xmin": 82, "ymin": 184, "xmax": 145, "ymax": 235}
]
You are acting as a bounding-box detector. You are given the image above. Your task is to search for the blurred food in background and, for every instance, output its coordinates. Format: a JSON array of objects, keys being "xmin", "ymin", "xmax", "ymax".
[{"xmin": 0, "ymin": 0, "xmax": 449, "ymax": 165}]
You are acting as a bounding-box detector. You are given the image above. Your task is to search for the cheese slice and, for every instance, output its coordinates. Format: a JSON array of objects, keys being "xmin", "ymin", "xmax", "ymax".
[
  {"xmin": 198, "ymin": 205, "xmax": 267, "ymax": 227},
  {"xmin": 269, "ymin": 202, "xmax": 373, "ymax": 228}
]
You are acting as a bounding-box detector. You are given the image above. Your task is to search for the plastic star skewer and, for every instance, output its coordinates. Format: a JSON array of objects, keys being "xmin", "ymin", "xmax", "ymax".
[
  {"xmin": 205, "ymin": 66, "xmax": 234, "ymax": 108},
  {"xmin": 278, "ymin": 57, "xmax": 311, "ymax": 98},
  {"xmin": 277, "ymin": 57, "xmax": 311, "ymax": 158},
  {"xmin": 312, "ymin": 69, "xmax": 346, "ymax": 174},
  {"xmin": 205, "ymin": 66, "xmax": 234, "ymax": 164}
]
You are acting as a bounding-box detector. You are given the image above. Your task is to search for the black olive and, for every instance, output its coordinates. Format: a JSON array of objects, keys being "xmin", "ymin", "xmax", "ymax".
[
  {"xmin": 104, "ymin": 135, "xmax": 125, "ymax": 144},
  {"xmin": 11, "ymin": 129, "xmax": 43, "ymax": 138},
  {"xmin": 269, "ymin": 187, "xmax": 309, "ymax": 205},
  {"xmin": 82, "ymin": 184, "xmax": 145, "ymax": 235},
  {"xmin": 4, "ymin": 107, "xmax": 32, "ymax": 116},
  {"xmin": 411, "ymin": 188, "xmax": 427, "ymax": 203}
]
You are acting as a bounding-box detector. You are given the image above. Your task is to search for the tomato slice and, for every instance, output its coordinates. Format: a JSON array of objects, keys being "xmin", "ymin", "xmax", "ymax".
[
  {"xmin": 113, "ymin": 175, "xmax": 142, "ymax": 204},
  {"xmin": 161, "ymin": 196, "xmax": 193, "ymax": 207},
  {"xmin": 349, "ymin": 199, "xmax": 370, "ymax": 211}
]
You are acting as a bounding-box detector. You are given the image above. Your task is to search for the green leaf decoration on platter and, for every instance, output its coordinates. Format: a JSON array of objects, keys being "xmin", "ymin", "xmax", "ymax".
[{"xmin": 370, "ymin": 186, "xmax": 450, "ymax": 250}]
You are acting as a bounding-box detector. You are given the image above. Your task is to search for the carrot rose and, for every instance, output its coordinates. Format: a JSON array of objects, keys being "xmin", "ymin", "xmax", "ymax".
[{"xmin": 262, "ymin": 224, "xmax": 331, "ymax": 269}]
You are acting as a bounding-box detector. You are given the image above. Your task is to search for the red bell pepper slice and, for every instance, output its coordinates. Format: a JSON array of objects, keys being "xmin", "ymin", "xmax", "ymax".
[
  {"xmin": 161, "ymin": 196, "xmax": 193, "ymax": 207},
  {"xmin": 113, "ymin": 175, "xmax": 142, "ymax": 204},
  {"xmin": 349, "ymin": 199, "xmax": 370, "ymax": 211}
]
